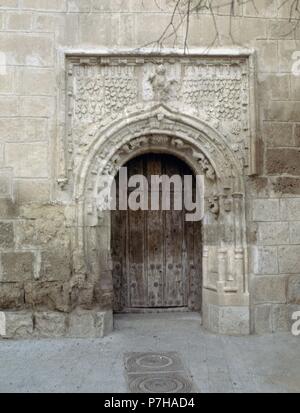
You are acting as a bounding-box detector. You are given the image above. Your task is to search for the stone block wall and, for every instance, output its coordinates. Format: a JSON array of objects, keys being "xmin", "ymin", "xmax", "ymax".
[
  {"xmin": 0, "ymin": 0, "xmax": 299, "ymax": 337},
  {"xmin": 251, "ymin": 199, "xmax": 300, "ymax": 333}
]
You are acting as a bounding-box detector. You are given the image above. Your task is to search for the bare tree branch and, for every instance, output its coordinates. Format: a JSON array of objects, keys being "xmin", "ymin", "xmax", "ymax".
[
  {"xmin": 138, "ymin": 0, "xmax": 300, "ymax": 53},
  {"xmin": 184, "ymin": 0, "xmax": 192, "ymax": 52}
]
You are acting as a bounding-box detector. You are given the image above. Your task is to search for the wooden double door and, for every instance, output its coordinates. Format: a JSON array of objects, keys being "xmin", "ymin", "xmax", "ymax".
[{"xmin": 111, "ymin": 153, "xmax": 202, "ymax": 312}]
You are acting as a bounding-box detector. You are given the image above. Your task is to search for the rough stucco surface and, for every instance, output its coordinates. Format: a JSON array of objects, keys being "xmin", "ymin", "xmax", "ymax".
[{"xmin": 0, "ymin": 0, "xmax": 299, "ymax": 337}]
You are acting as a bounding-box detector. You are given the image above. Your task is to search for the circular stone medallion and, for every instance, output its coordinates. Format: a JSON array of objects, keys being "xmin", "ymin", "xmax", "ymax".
[
  {"xmin": 129, "ymin": 374, "xmax": 193, "ymax": 393},
  {"xmin": 135, "ymin": 354, "xmax": 174, "ymax": 369}
]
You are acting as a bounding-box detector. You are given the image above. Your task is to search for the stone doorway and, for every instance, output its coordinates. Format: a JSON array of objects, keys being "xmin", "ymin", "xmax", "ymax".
[
  {"xmin": 65, "ymin": 53, "xmax": 254, "ymax": 335},
  {"xmin": 111, "ymin": 153, "xmax": 202, "ymax": 313},
  {"xmin": 75, "ymin": 104, "xmax": 250, "ymax": 335}
]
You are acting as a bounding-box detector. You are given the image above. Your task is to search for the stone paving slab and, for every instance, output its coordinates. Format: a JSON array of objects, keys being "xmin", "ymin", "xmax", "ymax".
[
  {"xmin": 125, "ymin": 352, "xmax": 196, "ymax": 393},
  {"xmin": 0, "ymin": 313, "xmax": 299, "ymax": 393}
]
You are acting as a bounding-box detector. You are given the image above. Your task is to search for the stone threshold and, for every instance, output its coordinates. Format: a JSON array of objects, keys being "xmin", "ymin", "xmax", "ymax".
[{"xmin": 0, "ymin": 309, "xmax": 113, "ymax": 340}]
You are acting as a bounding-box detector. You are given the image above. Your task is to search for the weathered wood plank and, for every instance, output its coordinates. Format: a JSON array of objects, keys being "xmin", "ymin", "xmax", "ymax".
[{"xmin": 112, "ymin": 153, "xmax": 202, "ymax": 312}]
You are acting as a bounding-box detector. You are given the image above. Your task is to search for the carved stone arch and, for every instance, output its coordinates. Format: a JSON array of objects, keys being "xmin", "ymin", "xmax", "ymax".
[
  {"xmin": 73, "ymin": 105, "xmax": 250, "ymax": 335},
  {"xmin": 75, "ymin": 104, "xmax": 243, "ymax": 198}
]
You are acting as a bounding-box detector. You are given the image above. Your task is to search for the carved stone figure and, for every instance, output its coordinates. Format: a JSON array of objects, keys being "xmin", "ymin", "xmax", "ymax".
[
  {"xmin": 149, "ymin": 64, "xmax": 178, "ymax": 102},
  {"xmin": 208, "ymin": 196, "xmax": 220, "ymax": 217},
  {"xmin": 192, "ymin": 151, "xmax": 216, "ymax": 181}
]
